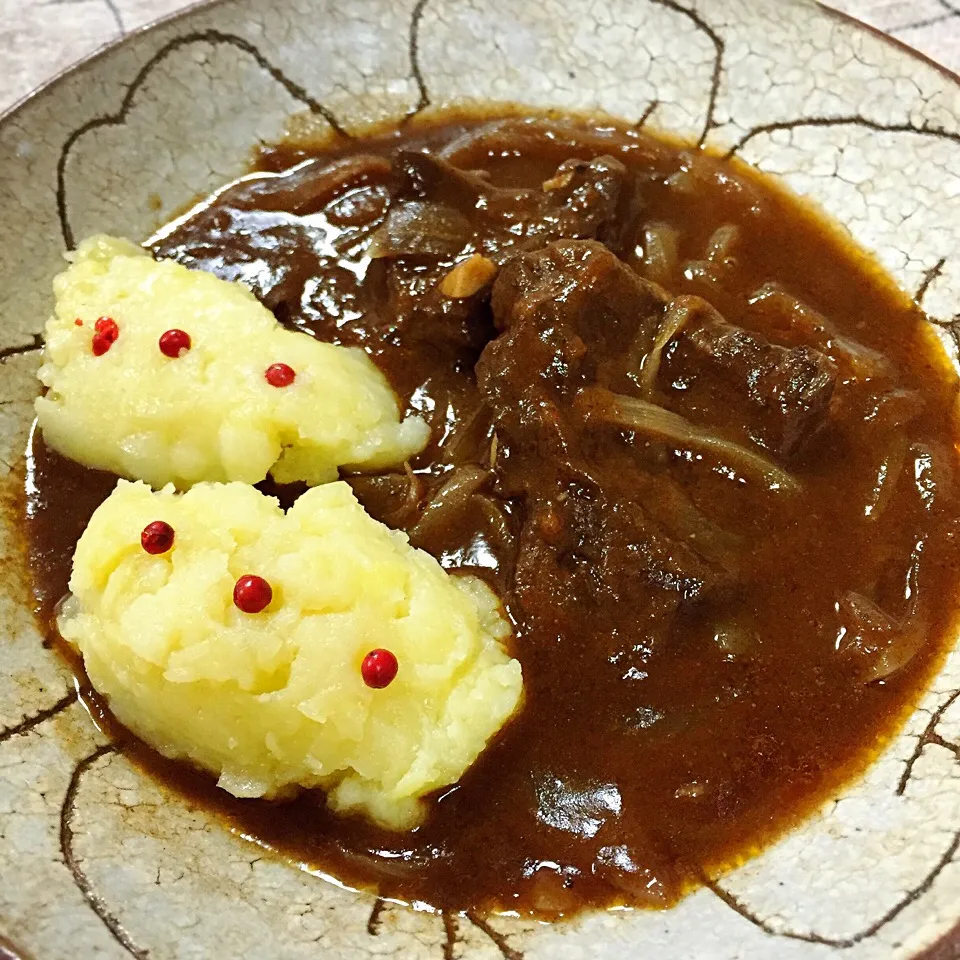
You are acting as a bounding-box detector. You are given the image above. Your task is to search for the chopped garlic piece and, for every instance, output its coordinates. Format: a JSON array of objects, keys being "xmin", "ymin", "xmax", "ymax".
[{"xmin": 439, "ymin": 253, "xmax": 498, "ymax": 298}]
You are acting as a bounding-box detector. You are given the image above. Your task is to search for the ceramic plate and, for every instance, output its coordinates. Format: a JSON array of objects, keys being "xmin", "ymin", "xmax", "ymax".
[{"xmin": 2, "ymin": 0, "xmax": 960, "ymax": 957}]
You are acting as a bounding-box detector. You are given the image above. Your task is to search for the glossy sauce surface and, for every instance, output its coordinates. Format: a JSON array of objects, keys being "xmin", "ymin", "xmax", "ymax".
[{"xmin": 23, "ymin": 113, "xmax": 960, "ymax": 917}]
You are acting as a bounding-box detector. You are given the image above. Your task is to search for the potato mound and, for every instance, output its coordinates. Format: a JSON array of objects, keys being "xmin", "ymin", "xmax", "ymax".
[
  {"xmin": 36, "ymin": 236, "xmax": 429, "ymax": 489},
  {"xmin": 58, "ymin": 479, "xmax": 523, "ymax": 828}
]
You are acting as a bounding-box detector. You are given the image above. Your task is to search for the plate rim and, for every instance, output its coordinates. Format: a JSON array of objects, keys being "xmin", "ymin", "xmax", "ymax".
[
  {"xmin": 4, "ymin": 1, "xmax": 960, "ymax": 958},
  {"xmin": 0, "ymin": 0, "xmax": 227, "ymax": 125}
]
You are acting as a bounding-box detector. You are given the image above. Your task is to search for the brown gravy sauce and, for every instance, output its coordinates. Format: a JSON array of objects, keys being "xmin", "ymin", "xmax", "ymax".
[{"xmin": 21, "ymin": 110, "xmax": 960, "ymax": 918}]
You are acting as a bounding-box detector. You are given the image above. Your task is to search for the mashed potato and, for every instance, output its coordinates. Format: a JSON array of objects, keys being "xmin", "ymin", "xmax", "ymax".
[
  {"xmin": 58, "ymin": 479, "xmax": 523, "ymax": 828},
  {"xmin": 36, "ymin": 236, "xmax": 429, "ymax": 489}
]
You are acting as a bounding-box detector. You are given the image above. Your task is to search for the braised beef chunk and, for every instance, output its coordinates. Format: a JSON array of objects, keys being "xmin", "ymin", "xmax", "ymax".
[
  {"xmin": 378, "ymin": 258, "xmax": 496, "ymax": 358},
  {"xmin": 436, "ymin": 117, "xmax": 670, "ymax": 256},
  {"xmin": 151, "ymin": 156, "xmax": 397, "ymax": 345},
  {"xmin": 373, "ymin": 151, "xmax": 628, "ymax": 262},
  {"xmin": 44, "ymin": 112, "xmax": 955, "ymax": 919},
  {"xmin": 481, "ymin": 240, "xmax": 670, "ymax": 404},
  {"xmin": 669, "ymin": 303, "xmax": 838, "ymax": 458},
  {"xmin": 475, "ymin": 240, "xmax": 671, "ymax": 498},
  {"xmin": 475, "ymin": 239, "xmax": 731, "ymax": 641},
  {"xmin": 515, "ymin": 485, "xmax": 730, "ymax": 619}
]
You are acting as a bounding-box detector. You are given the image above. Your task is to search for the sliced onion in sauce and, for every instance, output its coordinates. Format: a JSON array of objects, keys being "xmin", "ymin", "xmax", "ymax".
[
  {"xmin": 637, "ymin": 476, "xmax": 742, "ymax": 567},
  {"xmin": 634, "ymin": 222, "xmax": 679, "ymax": 287},
  {"xmin": 592, "ymin": 843, "xmax": 672, "ymax": 907},
  {"xmin": 346, "ymin": 467, "xmax": 424, "ymax": 529},
  {"xmin": 863, "ymin": 434, "xmax": 909, "ymax": 522},
  {"xmin": 636, "ymin": 296, "xmax": 709, "ymax": 397},
  {"xmin": 705, "ymin": 224, "xmax": 740, "ymax": 262},
  {"xmin": 368, "ymin": 200, "xmax": 473, "ymax": 258},
  {"xmin": 911, "ymin": 441, "xmax": 953, "ymax": 512},
  {"xmin": 838, "ymin": 541, "xmax": 927, "ymax": 683},
  {"xmin": 408, "ymin": 465, "xmax": 493, "ymax": 546},
  {"xmin": 838, "ymin": 592, "xmax": 927, "ymax": 683},
  {"xmin": 53, "ymin": 592, "xmax": 80, "ymax": 630},
  {"xmin": 441, "ymin": 403, "xmax": 494, "ymax": 466},
  {"xmin": 749, "ymin": 283, "xmax": 894, "ymax": 380},
  {"xmin": 578, "ymin": 387, "xmax": 800, "ymax": 493},
  {"xmin": 476, "ymin": 494, "xmax": 516, "ymax": 554}
]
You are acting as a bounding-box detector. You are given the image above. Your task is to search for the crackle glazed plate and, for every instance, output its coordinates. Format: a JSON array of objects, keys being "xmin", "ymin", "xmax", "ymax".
[{"xmin": 3, "ymin": 0, "xmax": 960, "ymax": 958}]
